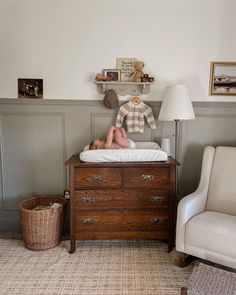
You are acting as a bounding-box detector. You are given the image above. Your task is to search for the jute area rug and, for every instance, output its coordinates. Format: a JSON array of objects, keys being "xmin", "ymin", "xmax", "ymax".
[
  {"xmin": 0, "ymin": 239, "xmax": 191, "ymax": 295},
  {"xmin": 181, "ymin": 262, "xmax": 236, "ymax": 295}
]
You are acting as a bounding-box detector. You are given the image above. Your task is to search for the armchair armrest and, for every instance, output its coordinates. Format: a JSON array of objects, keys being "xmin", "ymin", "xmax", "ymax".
[{"xmin": 176, "ymin": 146, "xmax": 215, "ymax": 252}]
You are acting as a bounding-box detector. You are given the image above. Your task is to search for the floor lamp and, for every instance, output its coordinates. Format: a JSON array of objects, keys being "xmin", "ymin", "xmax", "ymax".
[
  {"xmin": 158, "ymin": 85, "xmax": 195, "ymax": 162},
  {"xmin": 158, "ymin": 85, "xmax": 195, "ymax": 199}
]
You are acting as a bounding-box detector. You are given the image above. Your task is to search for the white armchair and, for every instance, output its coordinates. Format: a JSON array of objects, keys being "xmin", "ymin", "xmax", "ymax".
[{"xmin": 176, "ymin": 146, "xmax": 236, "ymax": 269}]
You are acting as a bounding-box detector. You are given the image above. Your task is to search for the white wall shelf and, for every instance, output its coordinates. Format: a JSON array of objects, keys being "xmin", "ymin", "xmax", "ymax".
[{"xmin": 95, "ymin": 81, "xmax": 155, "ymax": 96}]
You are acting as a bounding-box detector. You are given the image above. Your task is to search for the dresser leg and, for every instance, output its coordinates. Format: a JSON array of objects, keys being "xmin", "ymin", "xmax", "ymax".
[
  {"xmin": 167, "ymin": 237, "xmax": 174, "ymax": 252},
  {"xmin": 69, "ymin": 238, "xmax": 76, "ymax": 254}
]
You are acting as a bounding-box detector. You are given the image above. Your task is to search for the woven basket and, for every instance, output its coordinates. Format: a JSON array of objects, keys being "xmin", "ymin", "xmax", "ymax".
[{"xmin": 19, "ymin": 195, "xmax": 66, "ymax": 251}]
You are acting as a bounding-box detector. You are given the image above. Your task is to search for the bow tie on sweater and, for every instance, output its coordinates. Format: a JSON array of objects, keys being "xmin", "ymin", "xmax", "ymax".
[{"xmin": 115, "ymin": 101, "xmax": 157, "ymax": 133}]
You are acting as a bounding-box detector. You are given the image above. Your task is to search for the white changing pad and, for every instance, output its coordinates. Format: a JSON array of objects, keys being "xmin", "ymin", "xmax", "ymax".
[
  {"xmin": 83, "ymin": 141, "xmax": 160, "ymax": 151},
  {"xmin": 80, "ymin": 142, "xmax": 167, "ymax": 163}
]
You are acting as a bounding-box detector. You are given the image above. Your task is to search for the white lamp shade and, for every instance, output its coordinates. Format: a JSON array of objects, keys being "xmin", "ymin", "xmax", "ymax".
[{"xmin": 158, "ymin": 85, "xmax": 195, "ymax": 121}]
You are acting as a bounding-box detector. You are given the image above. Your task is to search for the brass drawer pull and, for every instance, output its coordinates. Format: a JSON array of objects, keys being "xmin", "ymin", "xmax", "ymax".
[
  {"xmin": 81, "ymin": 196, "xmax": 96, "ymax": 203},
  {"xmin": 150, "ymin": 217, "xmax": 165, "ymax": 225},
  {"xmin": 90, "ymin": 175, "xmax": 106, "ymax": 181},
  {"xmin": 81, "ymin": 218, "xmax": 96, "ymax": 224},
  {"xmin": 140, "ymin": 174, "xmax": 155, "ymax": 181},
  {"xmin": 150, "ymin": 196, "xmax": 165, "ymax": 203}
]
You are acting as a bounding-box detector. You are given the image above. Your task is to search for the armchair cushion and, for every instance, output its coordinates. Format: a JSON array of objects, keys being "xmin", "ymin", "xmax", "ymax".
[
  {"xmin": 206, "ymin": 147, "xmax": 236, "ymax": 216},
  {"xmin": 185, "ymin": 211, "xmax": 236, "ymax": 260}
]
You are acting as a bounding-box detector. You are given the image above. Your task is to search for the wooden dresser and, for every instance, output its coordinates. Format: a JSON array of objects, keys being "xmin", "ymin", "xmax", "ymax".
[{"xmin": 66, "ymin": 155, "xmax": 179, "ymax": 253}]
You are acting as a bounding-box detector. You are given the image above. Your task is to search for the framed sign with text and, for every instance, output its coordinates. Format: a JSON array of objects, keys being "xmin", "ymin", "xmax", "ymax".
[{"xmin": 116, "ymin": 57, "xmax": 137, "ymax": 82}]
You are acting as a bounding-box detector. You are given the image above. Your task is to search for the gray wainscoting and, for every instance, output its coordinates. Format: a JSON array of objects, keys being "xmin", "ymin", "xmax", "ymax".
[{"xmin": 0, "ymin": 99, "xmax": 236, "ymax": 231}]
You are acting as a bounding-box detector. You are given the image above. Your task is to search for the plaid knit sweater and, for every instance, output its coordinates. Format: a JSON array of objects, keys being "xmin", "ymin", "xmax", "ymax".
[{"xmin": 115, "ymin": 101, "xmax": 157, "ymax": 133}]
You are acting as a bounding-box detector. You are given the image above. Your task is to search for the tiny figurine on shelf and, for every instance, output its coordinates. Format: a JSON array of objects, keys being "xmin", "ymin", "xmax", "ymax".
[
  {"xmin": 95, "ymin": 74, "xmax": 111, "ymax": 82},
  {"xmin": 141, "ymin": 74, "xmax": 155, "ymax": 83},
  {"xmin": 141, "ymin": 74, "xmax": 150, "ymax": 82},
  {"xmin": 131, "ymin": 61, "xmax": 145, "ymax": 82}
]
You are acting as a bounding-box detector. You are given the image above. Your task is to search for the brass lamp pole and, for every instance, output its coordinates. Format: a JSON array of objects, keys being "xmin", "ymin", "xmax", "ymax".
[{"xmin": 174, "ymin": 119, "xmax": 180, "ymax": 162}]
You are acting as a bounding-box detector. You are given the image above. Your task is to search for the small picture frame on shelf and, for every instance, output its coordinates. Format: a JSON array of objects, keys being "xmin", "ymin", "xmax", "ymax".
[
  {"xmin": 103, "ymin": 69, "xmax": 121, "ymax": 82},
  {"xmin": 209, "ymin": 62, "xmax": 236, "ymax": 95}
]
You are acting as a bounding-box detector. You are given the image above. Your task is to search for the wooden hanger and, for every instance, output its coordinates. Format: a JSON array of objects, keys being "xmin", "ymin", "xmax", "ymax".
[{"xmin": 131, "ymin": 96, "xmax": 141, "ymax": 105}]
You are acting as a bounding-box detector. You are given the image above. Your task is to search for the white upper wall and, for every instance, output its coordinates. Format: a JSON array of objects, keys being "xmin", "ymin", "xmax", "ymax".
[{"xmin": 0, "ymin": 0, "xmax": 235, "ymax": 101}]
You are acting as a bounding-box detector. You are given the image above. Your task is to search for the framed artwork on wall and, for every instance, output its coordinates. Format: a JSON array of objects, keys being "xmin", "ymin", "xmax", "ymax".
[
  {"xmin": 209, "ymin": 62, "xmax": 236, "ymax": 95},
  {"xmin": 103, "ymin": 69, "xmax": 121, "ymax": 81},
  {"xmin": 18, "ymin": 79, "xmax": 43, "ymax": 99}
]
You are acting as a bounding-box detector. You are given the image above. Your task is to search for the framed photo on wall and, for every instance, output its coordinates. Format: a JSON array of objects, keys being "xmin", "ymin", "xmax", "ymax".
[
  {"xmin": 18, "ymin": 79, "xmax": 43, "ymax": 99},
  {"xmin": 209, "ymin": 62, "xmax": 236, "ymax": 95},
  {"xmin": 103, "ymin": 69, "xmax": 121, "ymax": 81}
]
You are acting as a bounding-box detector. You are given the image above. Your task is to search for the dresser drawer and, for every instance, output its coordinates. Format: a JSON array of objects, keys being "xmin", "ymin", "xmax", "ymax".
[
  {"xmin": 75, "ymin": 190, "xmax": 169, "ymax": 210},
  {"xmin": 76, "ymin": 210, "xmax": 169, "ymax": 231},
  {"xmin": 123, "ymin": 167, "xmax": 170, "ymax": 188},
  {"xmin": 74, "ymin": 167, "xmax": 121, "ymax": 188}
]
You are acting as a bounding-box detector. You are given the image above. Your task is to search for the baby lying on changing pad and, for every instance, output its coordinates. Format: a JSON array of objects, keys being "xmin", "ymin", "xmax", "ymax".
[{"xmin": 89, "ymin": 125, "xmax": 136, "ymax": 150}]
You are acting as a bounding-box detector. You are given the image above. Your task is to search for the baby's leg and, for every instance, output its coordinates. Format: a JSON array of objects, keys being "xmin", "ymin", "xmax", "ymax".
[
  {"xmin": 120, "ymin": 127, "xmax": 128, "ymax": 139},
  {"xmin": 114, "ymin": 129, "xmax": 130, "ymax": 147}
]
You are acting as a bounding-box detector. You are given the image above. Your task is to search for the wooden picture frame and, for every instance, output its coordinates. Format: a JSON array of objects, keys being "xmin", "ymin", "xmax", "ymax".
[
  {"xmin": 103, "ymin": 69, "xmax": 121, "ymax": 82},
  {"xmin": 209, "ymin": 62, "xmax": 236, "ymax": 95}
]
